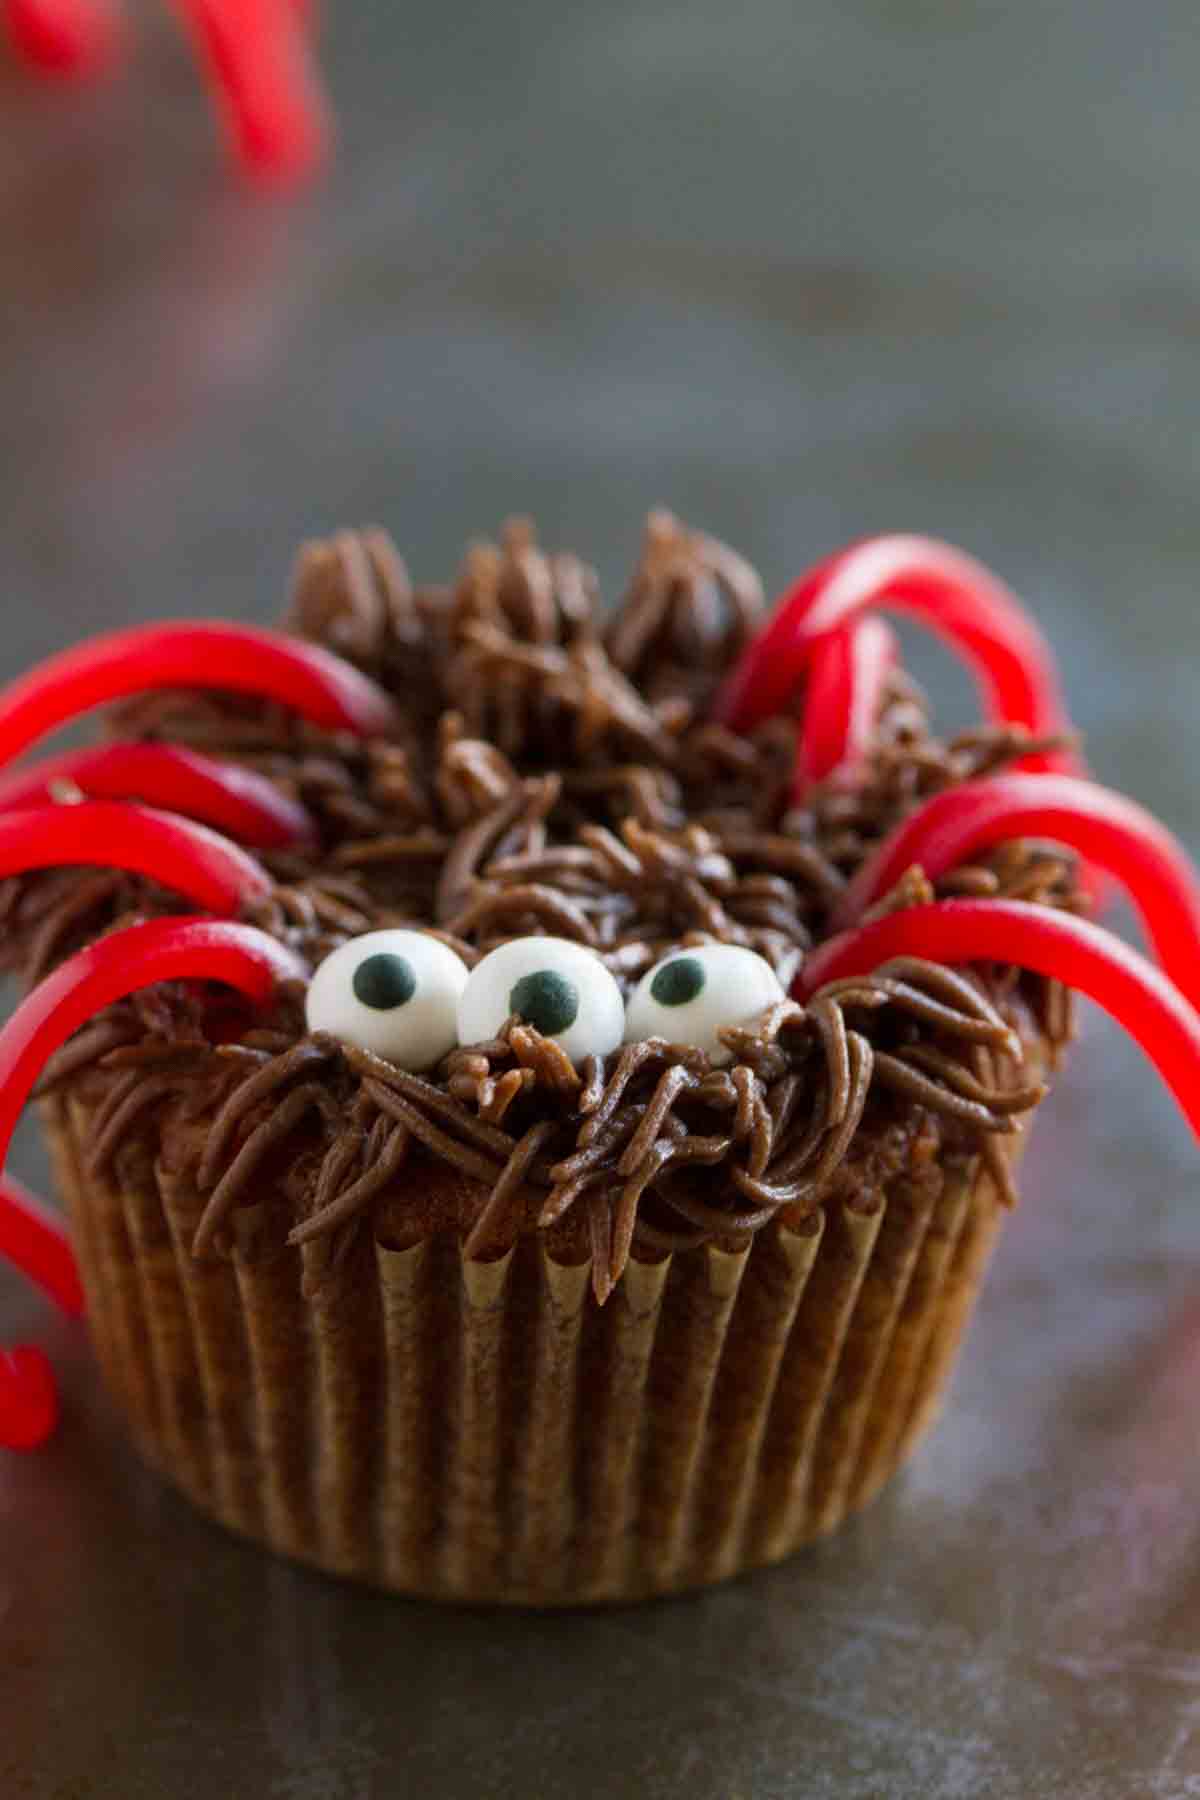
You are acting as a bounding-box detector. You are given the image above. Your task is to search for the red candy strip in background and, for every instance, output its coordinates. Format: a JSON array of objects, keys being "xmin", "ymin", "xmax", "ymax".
[
  {"xmin": 715, "ymin": 535, "xmax": 1078, "ymax": 776},
  {"xmin": 0, "ymin": 1176, "xmax": 83, "ymax": 1316},
  {"xmin": 832, "ymin": 775, "xmax": 1200, "ymax": 1005},
  {"xmin": 0, "ymin": 802, "xmax": 272, "ymax": 913},
  {"xmin": 0, "ymin": 742, "xmax": 313, "ymax": 849},
  {"xmin": 796, "ymin": 616, "xmax": 898, "ymax": 797},
  {"xmin": 797, "ymin": 899, "xmax": 1200, "ymax": 1142},
  {"xmin": 0, "ymin": 1347, "xmax": 59, "ymax": 1451},
  {"xmin": 5, "ymin": 0, "xmax": 329, "ymax": 184},
  {"xmin": 3, "ymin": 0, "xmax": 124, "ymax": 76},
  {"xmin": 170, "ymin": 0, "xmax": 331, "ymax": 183},
  {"xmin": 0, "ymin": 622, "xmax": 397, "ymax": 768}
]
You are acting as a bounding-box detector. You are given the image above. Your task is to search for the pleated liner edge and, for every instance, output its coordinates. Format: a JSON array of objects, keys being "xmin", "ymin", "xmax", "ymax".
[{"xmin": 43, "ymin": 1088, "xmax": 1027, "ymax": 1604}]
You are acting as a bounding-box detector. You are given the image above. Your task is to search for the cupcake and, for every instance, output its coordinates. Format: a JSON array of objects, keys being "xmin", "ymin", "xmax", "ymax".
[{"xmin": 0, "ymin": 515, "xmax": 1193, "ymax": 1603}]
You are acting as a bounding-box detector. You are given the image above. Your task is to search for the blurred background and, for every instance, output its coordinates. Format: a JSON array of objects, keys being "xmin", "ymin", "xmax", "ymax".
[{"xmin": 3, "ymin": 5, "xmax": 1200, "ymax": 1797}]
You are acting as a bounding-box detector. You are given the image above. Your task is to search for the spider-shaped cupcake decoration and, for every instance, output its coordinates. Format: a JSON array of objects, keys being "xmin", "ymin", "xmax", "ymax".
[{"xmin": 2, "ymin": 531, "xmax": 1199, "ymax": 1450}]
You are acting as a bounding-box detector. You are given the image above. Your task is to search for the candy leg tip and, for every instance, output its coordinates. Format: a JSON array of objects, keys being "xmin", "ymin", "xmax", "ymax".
[
  {"xmin": 0, "ymin": 1346, "xmax": 59, "ymax": 1450},
  {"xmin": 5, "ymin": 0, "xmax": 126, "ymax": 80}
]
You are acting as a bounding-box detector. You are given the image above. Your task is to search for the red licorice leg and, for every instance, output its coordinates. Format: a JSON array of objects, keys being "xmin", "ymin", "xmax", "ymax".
[
  {"xmin": 0, "ymin": 1176, "xmax": 83, "ymax": 1315},
  {"xmin": 170, "ymin": 0, "xmax": 331, "ymax": 184},
  {"xmin": 0, "ymin": 919, "xmax": 303, "ymax": 1452},
  {"xmin": 832, "ymin": 775, "xmax": 1200, "ymax": 1004},
  {"xmin": 0, "ymin": 1179, "xmax": 80, "ymax": 1451},
  {"xmin": 798, "ymin": 899, "xmax": 1200, "ymax": 1142},
  {"xmin": 0, "ymin": 1347, "xmax": 58, "ymax": 1451},
  {"xmin": 0, "ymin": 916, "xmax": 306, "ymax": 1186},
  {"xmin": 0, "ymin": 622, "xmax": 397, "ymax": 771},
  {"xmin": 796, "ymin": 616, "xmax": 898, "ymax": 798},
  {"xmin": 4, "ymin": 0, "xmax": 125, "ymax": 77},
  {"xmin": 0, "ymin": 743, "xmax": 313, "ymax": 850},
  {"xmin": 0, "ymin": 1175, "xmax": 81, "ymax": 1451},
  {"xmin": 715, "ymin": 535, "xmax": 1077, "ymax": 776},
  {"xmin": 0, "ymin": 802, "xmax": 272, "ymax": 914}
]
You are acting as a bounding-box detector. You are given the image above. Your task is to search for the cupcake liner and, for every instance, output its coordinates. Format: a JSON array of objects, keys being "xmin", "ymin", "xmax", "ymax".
[
  {"xmin": 44, "ymin": 1086, "xmax": 1021, "ymax": 1605},
  {"xmin": 843, "ymin": 1156, "xmax": 978, "ymax": 1513}
]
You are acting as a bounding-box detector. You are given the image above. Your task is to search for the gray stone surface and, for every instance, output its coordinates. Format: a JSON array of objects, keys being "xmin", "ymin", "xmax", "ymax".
[{"xmin": 2, "ymin": 3, "xmax": 1200, "ymax": 1794}]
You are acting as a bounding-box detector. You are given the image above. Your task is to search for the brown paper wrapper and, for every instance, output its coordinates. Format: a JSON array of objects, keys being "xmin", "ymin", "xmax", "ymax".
[{"xmin": 44, "ymin": 1088, "xmax": 1023, "ymax": 1605}]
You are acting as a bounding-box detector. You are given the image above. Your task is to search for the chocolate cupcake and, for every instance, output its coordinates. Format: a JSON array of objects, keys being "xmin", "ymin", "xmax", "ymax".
[{"xmin": 0, "ymin": 515, "xmax": 1118, "ymax": 1601}]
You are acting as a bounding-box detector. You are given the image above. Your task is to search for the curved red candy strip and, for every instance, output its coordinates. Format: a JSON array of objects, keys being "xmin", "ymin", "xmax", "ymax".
[
  {"xmin": 0, "ymin": 1347, "xmax": 59, "ymax": 1451},
  {"xmin": 171, "ymin": 0, "xmax": 331, "ymax": 184},
  {"xmin": 3, "ymin": 0, "xmax": 124, "ymax": 76},
  {"xmin": 0, "ymin": 742, "xmax": 313, "ymax": 850},
  {"xmin": 714, "ymin": 535, "xmax": 1076, "ymax": 776},
  {"xmin": 0, "ymin": 1175, "xmax": 81, "ymax": 1451},
  {"xmin": 797, "ymin": 617, "xmax": 898, "ymax": 797},
  {"xmin": 0, "ymin": 1176, "xmax": 83, "ymax": 1316},
  {"xmin": 0, "ymin": 802, "xmax": 272, "ymax": 913},
  {"xmin": 0, "ymin": 918, "xmax": 303, "ymax": 1452},
  {"xmin": 0, "ymin": 622, "xmax": 397, "ymax": 771},
  {"xmin": 833, "ymin": 775, "xmax": 1200, "ymax": 1003},
  {"xmin": 798, "ymin": 899, "xmax": 1200, "ymax": 1142},
  {"xmin": 0, "ymin": 916, "xmax": 306, "ymax": 1186}
]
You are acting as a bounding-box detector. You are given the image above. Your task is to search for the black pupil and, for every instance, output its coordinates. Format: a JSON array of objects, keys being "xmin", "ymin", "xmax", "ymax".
[
  {"xmin": 509, "ymin": 969, "xmax": 579, "ymax": 1037},
  {"xmin": 650, "ymin": 956, "xmax": 706, "ymax": 1007},
  {"xmin": 353, "ymin": 952, "xmax": 417, "ymax": 1011}
]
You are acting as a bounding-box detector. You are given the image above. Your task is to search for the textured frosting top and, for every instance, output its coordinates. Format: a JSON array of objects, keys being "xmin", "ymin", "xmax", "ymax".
[{"xmin": 16, "ymin": 515, "xmax": 1077, "ymax": 1300}]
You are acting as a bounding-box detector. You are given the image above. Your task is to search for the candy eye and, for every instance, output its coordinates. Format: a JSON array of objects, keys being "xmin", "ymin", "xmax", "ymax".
[
  {"xmin": 305, "ymin": 929, "xmax": 469, "ymax": 1070},
  {"xmin": 624, "ymin": 944, "xmax": 785, "ymax": 1064},
  {"xmin": 457, "ymin": 936, "xmax": 625, "ymax": 1063}
]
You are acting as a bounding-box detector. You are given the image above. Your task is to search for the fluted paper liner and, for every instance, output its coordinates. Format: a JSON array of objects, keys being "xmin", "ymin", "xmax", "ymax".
[{"xmin": 44, "ymin": 1088, "xmax": 1022, "ymax": 1605}]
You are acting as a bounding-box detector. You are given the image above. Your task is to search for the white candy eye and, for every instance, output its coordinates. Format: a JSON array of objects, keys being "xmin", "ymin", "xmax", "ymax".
[
  {"xmin": 305, "ymin": 929, "xmax": 469, "ymax": 1070},
  {"xmin": 457, "ymin": 935, "xmax": 625, "ymax": 1063},
  {"xmin": 624, "ymin": 944, "xmax": 785, "ymax": 1064}
]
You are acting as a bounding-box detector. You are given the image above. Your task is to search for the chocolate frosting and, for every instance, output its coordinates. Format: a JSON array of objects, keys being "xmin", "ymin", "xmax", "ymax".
[{"xmin": 11, "ymin": 514, "xmax": 1078, "ymax": 1300}]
